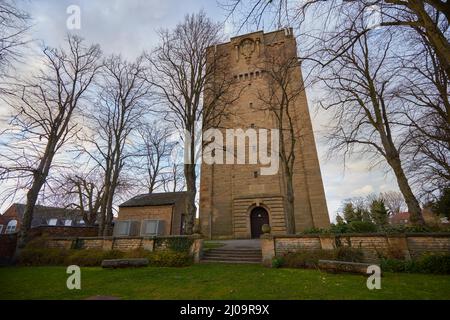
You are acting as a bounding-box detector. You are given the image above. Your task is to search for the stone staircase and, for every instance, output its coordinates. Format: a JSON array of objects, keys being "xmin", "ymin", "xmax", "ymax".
[{"xmin": 201, "ymin": 248, "xmax": 262, "ymax": 264}]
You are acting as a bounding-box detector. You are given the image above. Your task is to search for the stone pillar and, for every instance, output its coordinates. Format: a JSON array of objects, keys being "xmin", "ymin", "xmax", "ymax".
[
  {"xmin": 319, "ymin": 235, "xmax": 336, "ymax": 250},
  {"xmin": 190, "ymin": 235, "xmax": 204, "ymax": 263},
  {"xmin": 387, "ymin": 235, "xmax": 411, "ymax": 261},
  {"xmin": 102, "ymin": 237, "xmax": 113, "ymax": 251},
  {"xmin": 142, "ymin": 238, "xmax": 155, "ymax": 251},
  {"xmin": 261, "ymin": 235, "xmax": 275, "ymax": 267}
]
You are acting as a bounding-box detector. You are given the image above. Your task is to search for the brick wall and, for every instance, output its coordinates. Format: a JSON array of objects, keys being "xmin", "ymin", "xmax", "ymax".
[
  {"xmin": 0, "ymin": 234, "xmax": 17, "ymax": 264},
  {"xmin": 29, "ymin": 226, "xmax": 99, "ymax": 238},
  {"xmin": 262, "ymin": 233, "xmax": 450, "ymax": 264}
]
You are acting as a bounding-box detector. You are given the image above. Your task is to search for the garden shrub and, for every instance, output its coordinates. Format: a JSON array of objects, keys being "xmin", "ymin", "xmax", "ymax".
[
  {"xmin": 271, "ymin": 256, "xmax": 284, "ymax": 268},
  {"xmin": 377, "ymin": 246, "xmax": 406, "ymax": 260},
  {"xmin": 277, "ymin": 247, "xmax": 365, "ymax": 269},
  {"xmin": 146, "ymin": 250, "xmax": 193, "ymax": 267},
  {"xmin": 155, "ymin": 237, "xmax": 194, "ymax": 253},
  {"xmin": 18, "ymin": 240, "xmax": 193, "ymax": 267},
  {"xmin": 18, "ymin": 247, "xmax": 70, "ymax": 266},
  {"xmin": 329, "ymin": 223, "xmax": 349, "ymax": 234},
  {"xmin": 300, "ymin": 227, "xmax": 327, "ymax": 235},
  {"xmin": 381, "ymin": 254, "xmax": 450, "ymax": 274},
  {"xmin": 71, "ymin": 238, "xmax": 85, "ymax": 250},
  {"xmin": 280, "ymin": 249, "xmax": 336, "ymax": 269},
  {"xmin": 64, "ymin": 249, "xmax": 125, "ymax": 267},
  {"xmin": 347, "ymin": 221, "xmax": 378, "ymax": 233},
  {"xmin": 416, "ymin": 254, "xmax": 450, "ymax": 274},
  {"xmin": 122, "ymin": 248, "xmax": 150, "ymax": 259},
  {"xmin": 380, "ymin": 258, "xmax": 416, "ymax": 273},
  {"xmin": 335, "ymin": 247, "xmax": 364, "ymax": 262},
  {"xmin": 118, "ymin": 249, "xmax": 194, "ymax": 267},
  {"xmin": 24, "ymin": 236, "xmax": 50, "ymax": 249}
]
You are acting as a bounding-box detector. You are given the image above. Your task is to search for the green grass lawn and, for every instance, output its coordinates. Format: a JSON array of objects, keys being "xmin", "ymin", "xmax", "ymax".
[{"xmin": 0, "ymin": 264, "xmax": 449, "ymax": 300}]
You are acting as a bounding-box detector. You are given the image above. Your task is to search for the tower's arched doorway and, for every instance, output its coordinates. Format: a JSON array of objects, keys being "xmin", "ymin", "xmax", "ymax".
[{"xmin": 250, "ymin": 207, "xmax": 269, "ymax": 239}]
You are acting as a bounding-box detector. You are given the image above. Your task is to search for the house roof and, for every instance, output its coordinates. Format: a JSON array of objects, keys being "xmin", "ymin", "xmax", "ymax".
[
  {"xmin": 119, "ymin": 192, "xmax": 187, "ymax": 208},
  {"xmin": 2, "ymin": 203, "xmax": 84, "ymax": 227},
  {"xmin": 390, "ymin": 211, "xmax": 410, "ymax": 223},
  {"xmin": 0, "ymin": 215, "xmax": 8, "ymax": 226}
]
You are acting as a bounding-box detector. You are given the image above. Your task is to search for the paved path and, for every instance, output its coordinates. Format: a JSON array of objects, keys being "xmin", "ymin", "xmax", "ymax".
[{"xmin": 210, "ymin": 239, "xmax": 261, "ymax": 250}]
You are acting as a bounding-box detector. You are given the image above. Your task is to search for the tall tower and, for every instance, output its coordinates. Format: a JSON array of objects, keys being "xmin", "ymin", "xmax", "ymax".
[{"xmin": 199, "ymin": 29, "xmax": 330, "ymax": 239}]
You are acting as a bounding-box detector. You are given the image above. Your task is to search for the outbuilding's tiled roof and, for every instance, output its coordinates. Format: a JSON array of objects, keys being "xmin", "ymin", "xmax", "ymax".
[{"xmin": 119, "ymin": 192, "xmax": 187, "ymax": 208}]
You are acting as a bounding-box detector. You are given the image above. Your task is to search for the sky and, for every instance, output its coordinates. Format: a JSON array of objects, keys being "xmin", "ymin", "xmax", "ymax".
[{"xmin": 0, "ymin": 0, "xmax": 401, "ymax": 221}]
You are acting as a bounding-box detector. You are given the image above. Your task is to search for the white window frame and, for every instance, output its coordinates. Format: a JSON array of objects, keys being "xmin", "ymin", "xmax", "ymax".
[
  {"xmin": 5, "ymin": 220, "xmax": 17, "ymax": 234},
  {"xmin": 64, "ymin": 219, "xmax": 73, "ymax": 226},
  {"xmin": 140, "ymin": 220, "xmax": 163, "ymax": 236},
  {"xmin": 114, "ymin": 220, "xmax": 132, "ymax": 236},
  {"xmin": 48, "ymin": 218, "xmax": 58, "ymax": 226}
]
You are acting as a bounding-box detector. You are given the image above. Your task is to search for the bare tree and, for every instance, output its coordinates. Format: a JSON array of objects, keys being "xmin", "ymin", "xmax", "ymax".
[
  {"xmin": 398, "ymin": 31, "xmax": 450, "ymax": 195},
  {"xmin": 225, "ymin": 0, "xmax": 450, "ymax": 78},
  {"xmin": 148, "ymin": 11, "xmax": 235, "ymax": 234},
  {"xmin": 225, "ymin": 0, "xmax": 449, "ymax": 209},
  {"xmin": 0, "ymin": 35, "xmax": 101, "ymax": 245},
  {"xmin": 381, "ymin": 190, "xmax": 406, "ymax": 214},
  {"xmin": 0, "ymin": 0, "xmax": 30, "ymax": 81},
  {"xmin": 317, "ymin": 16, "xmax": 424, "ymax": 224},
  {"xmin": 81, "ymin": 54, "xmax": 151, "ymax": 236},
  {"xmin": 133, "ymin": 122, "xmax": 176, "ymax": 194},
  {"xmin": 256, "ymin": 52, "xmax": 305, "ymax": 234},
  {"xmin": 163, "ymin": 162, "xmax": 185, "ymax": 193},
  {"xmin": 48, "ymin": 170, "xmax": 104, "ymax": 226}
]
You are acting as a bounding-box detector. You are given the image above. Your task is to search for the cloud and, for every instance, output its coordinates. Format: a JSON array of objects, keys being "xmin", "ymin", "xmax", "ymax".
[
  {"xmin": 351, "ymin": 185, "xmax": 374, "ymax": 197},
  {"xmin": 1, "ymin": 1, "xmax": 404, "ymax": 223}
]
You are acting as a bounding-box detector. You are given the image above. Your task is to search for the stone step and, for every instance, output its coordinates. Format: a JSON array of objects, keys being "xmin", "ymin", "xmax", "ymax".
[
  {"xmin": 203, "ymin": 253, "xmax": 262, "ymax": 259},
  {"xmin": 201, "ymin": 256, "xmax": 261, "ymax": 263},
  {"xmin": 201, "ymin": 248, "xmax": 262, "ymax": 264},
  {"xmin": 202, "ymin": 254, "xmax": 261, "ymax": 260},
  {"xmin": 207, "ymin": 249, "xmax": 261, "ymax": 254},
  {"xmin": 200, "ymin": 259, "xmax": 260, "ymax": 264}
]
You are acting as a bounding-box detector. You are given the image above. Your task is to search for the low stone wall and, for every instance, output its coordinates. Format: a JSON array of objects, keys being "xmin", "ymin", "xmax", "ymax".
[
  {"xmin": 46, "ymin": 235, "xmax": 203, "ymax": 262},
  {"xmin": 0, "ymin": 227, "xmax": 99, "ymax": 263},
  {"xmin": 262, "ymin": 233, "xmax": 450, "ymax": 266}
]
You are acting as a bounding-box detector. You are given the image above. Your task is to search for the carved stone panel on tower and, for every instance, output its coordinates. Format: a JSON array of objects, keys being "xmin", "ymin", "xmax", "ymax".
[{"xmin": 240, "ymin": 38, "xmax": 255, "ymax": 63}]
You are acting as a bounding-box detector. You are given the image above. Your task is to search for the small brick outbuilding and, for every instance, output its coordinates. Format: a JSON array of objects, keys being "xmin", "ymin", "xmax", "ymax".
[{"xmin": 116, "ymin": 192, "xmax": 188, "ymax": 237}]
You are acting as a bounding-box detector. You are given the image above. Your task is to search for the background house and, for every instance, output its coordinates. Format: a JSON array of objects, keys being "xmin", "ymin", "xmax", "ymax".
[
  {"xmin": 115, "ymin": 192, "xmax": 188, "ymax": 237},
  {"xmin": 390, "ymin": 208, "xmax": 449, "ymax": 225},
  {"xmin": 0, "ymin": 203, "xmax": 92, "ymax": 235}
]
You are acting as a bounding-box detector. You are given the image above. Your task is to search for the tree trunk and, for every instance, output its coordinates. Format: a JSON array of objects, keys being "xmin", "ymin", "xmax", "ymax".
[
  {"xmin": 98, "ymin": 189, "xmax": 109, "ymax": 236},
  {"xmin": 103, "ymin": 207, "xmax": 114, "ymax": 236},
  {"xmin": 410, "ymin": 0, "xmax": 450, "ymax": 79},
  {"xmin": 184, "ymin": 163, "xmax": 197, "ymax": 235},
  {"xmin": 103, "ymin": 184, "xmax": 115, "ymax": 236},
  {"xmin": 18, "ymin": 175, "xmax": 46, "ymax": 248},
  {"xmin": 387, "ymin": 155, "xmax": 425, "ymax": 225},
  {"xmin": 18, "ymin": 141, "xmax": 56, "ymax": 247},
  {"xmin": 284, "ymin": 173, "xmax": 296, "ymax": 234}
]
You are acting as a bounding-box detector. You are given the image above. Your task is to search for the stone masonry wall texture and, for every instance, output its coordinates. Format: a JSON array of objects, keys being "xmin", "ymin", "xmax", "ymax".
[
  {"xmin": 269, "ymin": 234, "xmax": 450, "ymax": 263},
  {"xmin": 200, "ymin": 29, "xmax": 330, "ymax": 239}
]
